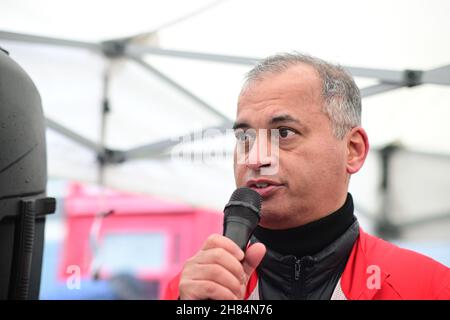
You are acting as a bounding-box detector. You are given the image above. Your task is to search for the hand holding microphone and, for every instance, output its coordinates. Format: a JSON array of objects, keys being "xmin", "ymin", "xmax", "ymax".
[{"xmin": 178, "ymin": 188, "xmax": 266, "ymax": 300}]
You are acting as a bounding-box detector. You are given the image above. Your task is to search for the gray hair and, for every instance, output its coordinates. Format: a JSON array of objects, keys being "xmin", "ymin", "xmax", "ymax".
[{"xmin": 243, "ymin": 52, "xmax": 361, "ymax": 139}]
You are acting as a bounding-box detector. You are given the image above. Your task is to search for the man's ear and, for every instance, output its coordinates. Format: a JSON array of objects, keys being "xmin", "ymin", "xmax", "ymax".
[{"xmin": 346, "ymin": 127, "xmax": 369, "ymax": 174}]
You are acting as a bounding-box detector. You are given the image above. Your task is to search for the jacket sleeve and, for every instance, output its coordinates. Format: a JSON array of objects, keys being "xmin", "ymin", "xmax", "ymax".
[
  {"xmin": 436, "ymin": 272, "xmax": 450, "ymax": 300},
  {"xmin": 162, "ymin": 273, "xmax": 181, "ymax": 300}
]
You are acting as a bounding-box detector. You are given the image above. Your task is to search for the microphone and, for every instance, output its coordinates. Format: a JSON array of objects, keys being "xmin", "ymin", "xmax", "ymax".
[{"xmin": 223, "ymin": 187, "xmax": 262, "ymax": 254}]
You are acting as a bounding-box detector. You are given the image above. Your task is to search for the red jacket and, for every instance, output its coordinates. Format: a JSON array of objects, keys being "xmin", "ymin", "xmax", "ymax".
[{"xmin": 163, "ymin": 228, "xmax": 450, "ymax": 300}]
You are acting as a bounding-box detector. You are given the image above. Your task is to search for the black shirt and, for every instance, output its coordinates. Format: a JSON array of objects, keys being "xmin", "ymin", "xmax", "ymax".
[{"xmin": 251, "ymin": 193, "xmax": 359, "ymax": 300}]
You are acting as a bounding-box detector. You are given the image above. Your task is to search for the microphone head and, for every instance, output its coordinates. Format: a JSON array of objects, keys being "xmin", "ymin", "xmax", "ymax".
[
  {"xmin": 223, "ymin": 187, "xmax": 262, "ymax": 252},
  {"xmin": 224, "ymin": 187, "xmax": 262, "ymax": 223},
  {"xmin": 229, "ymin": 187, "xmax": 262, "ymax": 209}
]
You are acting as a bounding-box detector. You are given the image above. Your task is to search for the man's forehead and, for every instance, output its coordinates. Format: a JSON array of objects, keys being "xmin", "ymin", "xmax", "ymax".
[{"xmin": 238, "ymin": 65, "xmax": 322, "ymax": 107}]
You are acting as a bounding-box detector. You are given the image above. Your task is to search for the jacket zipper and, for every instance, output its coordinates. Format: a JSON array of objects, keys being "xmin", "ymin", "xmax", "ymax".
[
  {"xmin": 294, "ymin": 258, "xmax": 304, "ymax": 299},
  {"xmin": 295, "ymin": 259, "xmax": 301, "ymax": 280}
]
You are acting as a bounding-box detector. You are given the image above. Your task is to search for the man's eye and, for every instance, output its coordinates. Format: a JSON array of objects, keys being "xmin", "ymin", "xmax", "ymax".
[{"xmin": 277, "ymin": 127, "xmax": 296, "ymax": 138}]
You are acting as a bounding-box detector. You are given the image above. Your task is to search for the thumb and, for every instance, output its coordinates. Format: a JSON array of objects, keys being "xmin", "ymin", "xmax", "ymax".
[{"xmin": 242, "ymin": 242, "xmax": 266, "ymax": 280}]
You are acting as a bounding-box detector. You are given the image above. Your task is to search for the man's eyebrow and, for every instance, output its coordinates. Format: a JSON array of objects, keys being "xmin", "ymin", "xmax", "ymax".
[
  {"xmin": 232, "ymin": 121, "xmax": 250, "ymax": 130},
  {"xmin": 232, "ymin": 115, "xmax": 303, "ymax": 130}
]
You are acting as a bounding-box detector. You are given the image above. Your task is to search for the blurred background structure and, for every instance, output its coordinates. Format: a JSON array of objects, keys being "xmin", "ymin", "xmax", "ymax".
[{"xmin": 0, "ymin": 0, "xmax": 449, "ymax": 299}]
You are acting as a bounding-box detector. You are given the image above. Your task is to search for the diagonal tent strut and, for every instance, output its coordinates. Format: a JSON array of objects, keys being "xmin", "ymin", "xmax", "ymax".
[
  {"xmin": 46, "ymin": 118, "xmax": 125, "ymax": 165},
  {"xmin": 46, "ymin": 118, "xmax": 104, "ymax": 154},
  {"xmin": 127, "ymin": 54, "xmax": 233, "ymax": 126}
]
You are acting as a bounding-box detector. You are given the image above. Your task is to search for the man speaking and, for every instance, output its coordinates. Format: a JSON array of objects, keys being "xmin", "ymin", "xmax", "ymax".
[{"xmin": 164, "ymin": 52, "xmax": 450, "ymax": 300}]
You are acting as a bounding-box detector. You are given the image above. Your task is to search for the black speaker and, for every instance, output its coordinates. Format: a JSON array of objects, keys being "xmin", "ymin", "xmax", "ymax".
[{"xmin": 0, "ymin": 46, "xmax": 56, "ymax": 300}]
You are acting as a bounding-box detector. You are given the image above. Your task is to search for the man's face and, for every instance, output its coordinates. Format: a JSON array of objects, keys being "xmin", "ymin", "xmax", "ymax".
[{"xmin": 233, "ymin": 64, "xmax": 350, "ymax": 229}]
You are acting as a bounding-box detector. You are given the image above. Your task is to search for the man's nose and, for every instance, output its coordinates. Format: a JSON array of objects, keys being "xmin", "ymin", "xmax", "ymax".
[{"xmin": 246, "ymin": 134, "xmax": 272, "ymax": 171}]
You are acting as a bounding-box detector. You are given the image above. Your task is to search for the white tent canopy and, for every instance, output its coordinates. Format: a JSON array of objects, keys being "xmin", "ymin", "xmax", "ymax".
[{"xmin": 1, "ymin": 0, "xmax": 450, "ymax": 240}]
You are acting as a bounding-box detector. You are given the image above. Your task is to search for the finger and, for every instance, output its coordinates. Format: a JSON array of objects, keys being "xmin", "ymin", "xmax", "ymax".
[
  {"xmin": 195, "ymin": 247, "xmax": 245, "ymax": 280},
  {"xmin": 189, "ymin": 264, "xmax": 244, "ymax": 298},
  {"xmin": 179, "ymin": 279, "xmax": 239, "ymax": 300},
  {"xmin": 242, "ymin": 243, "xmax": 266, "ymax": 281},
  {"xmin": 201, "ymin": 234, "xmax": 245, "ymax": 261}
]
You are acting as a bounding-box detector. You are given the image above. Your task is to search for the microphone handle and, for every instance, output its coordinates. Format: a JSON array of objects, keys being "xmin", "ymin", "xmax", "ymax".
[{"xmin": 223, "ymin": 216, "xmax": 255, "ymax": 253}]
